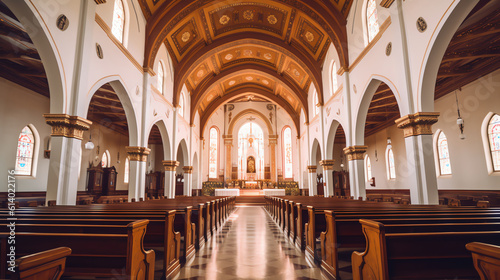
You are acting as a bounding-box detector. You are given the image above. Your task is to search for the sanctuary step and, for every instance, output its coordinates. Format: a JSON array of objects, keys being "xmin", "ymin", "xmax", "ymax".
[{"xmin": 235, "ymin": 196, "xmax": 266, "ymax": 205}]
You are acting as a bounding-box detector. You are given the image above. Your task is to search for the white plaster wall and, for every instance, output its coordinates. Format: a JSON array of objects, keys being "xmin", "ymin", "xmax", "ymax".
[{"xmin": 0, "ymin": 78, "xmax": 51, "ymax": 192}]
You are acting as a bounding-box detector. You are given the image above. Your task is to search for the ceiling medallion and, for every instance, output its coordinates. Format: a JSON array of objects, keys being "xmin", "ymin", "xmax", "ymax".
[
  {"xmin": 243, "ymin": 10, "xmax": 254, "ymax": 20},
  {"xmin": 229, "ymin": 80, "xmax": 236, "ymax": 86},
  {"xmin": 181, "ymin": 31, "xmax": 190, "ymax": 42},
  {"xmin": 416, "ymin": 17, "xmax": 427, "ymax": 32},
  {"xmin": 386, "ymin": 42, "xmax": 392, "ymax": 56},
  {"xmin": 95, "ymin": 43, "xmax": 103, "ymax": 59},
  {"xmin": 305, "ymin": 31, "xmax": 314, "ymax": 42},
  {"xmin": 243, "ymin": 49, "xmax": 253, "ymax": 56},
  {"xmin": 246, "ymin": 76, "xmax": 253, "ymax": 81},
  {"xmin": 264, "ymin": 53, "xmax": 272, "ymax": 60},
  {"xmin": 197, "ymin": 69, "xmax": 205, "ymax": 78},
  {"xmin": 225, "ymin": 53, "xmax": 233, "ymax": 60},
  {"xmin": 56, "ymin": 14, "xmax": 69, "ymax": 31},
  {"xmin": 267, "ymin": 15, "xmax": 277, "ymax": 25},
  {"xmin": 219, "ymin": 15, "xmax": 230, "ymax": 25},
  {"xmin": 293, "ymin": 69, "xmax": 300, "ymax": 77},
  {"xmin": 262, "ymin": 79, "xmax": 269, "ymax": 85}
]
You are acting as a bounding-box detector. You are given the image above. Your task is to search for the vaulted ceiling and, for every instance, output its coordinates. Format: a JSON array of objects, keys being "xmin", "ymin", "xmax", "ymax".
[{"xmin": 140, "ymin": 0, "xmax": 353, "ymax": 133}]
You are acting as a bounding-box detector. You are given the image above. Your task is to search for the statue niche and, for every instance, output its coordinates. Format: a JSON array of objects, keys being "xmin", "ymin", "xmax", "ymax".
[{"xmin": 247, "ymin": 156, "xmax": 256, "ymax": 173}]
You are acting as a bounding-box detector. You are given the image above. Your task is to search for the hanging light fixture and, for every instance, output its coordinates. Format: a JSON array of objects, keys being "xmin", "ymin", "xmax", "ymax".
[
  {"xmin": 85, "ymin": 130, "xmax": 95, "ymax": 150},
  {"xmin": 455, "ymin": 90, "xmax": 465, "ymax": 140}
]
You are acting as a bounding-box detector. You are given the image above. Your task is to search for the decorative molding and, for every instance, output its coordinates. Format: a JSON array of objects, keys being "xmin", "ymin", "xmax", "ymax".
[
  {"xmin": 223, "ymin": 135, "xmax": 233, "ymax": 146},
  {"xmin": 162, "ymin": 160, "xmax": 180, "ymax": 171},
  {"xmin": 307, "ymin": 165, "xmax": 317, "ymax": 173},
  {"xmin": 94, "ymin": 14, "xmax": 143, "ymax": 74},
  {"xmin": 182, "ymin": 166, "xmax": 193, "ymax": 174},
  {"xmin": 348, "ymin": 17, "xmax": 392, "ymax": 73},
  {"xmin": 269, "ymin": 134, "xmax": 279, "ymax": 145},
  {"xmin": 126, "ymin": 146, "xmax": 151, "ymax": 162},
  {"xmin": 343, "ymin": 146, "xmax": 368, "ymax": 161},
  {"xmin": 395, "ymin": 112, "xmax": 440, "ymax": 137},
  {"xmin": 319, "ymin": 159, "xmax": 335, "ymax": 170},
  {"xmin": 337, "ymin": 66, "xmax": 347, "ymax": 76},
  {"xmin": 380, "ymin": 0, "xmax": 395, "ymax": 8},
  {"xmin": 94, "ymin": 0, "xmax": 106, "ymax": 4},
  {"xmin": 43, "ymin": 114, "xmax": 92, "ymax": 140}
]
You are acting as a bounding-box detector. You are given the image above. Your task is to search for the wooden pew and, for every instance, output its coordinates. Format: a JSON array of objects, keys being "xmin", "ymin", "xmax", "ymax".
[
  {"xmin": 0, "ymin": 220, "xmax": 155, "ymax": 279},
  {"xmin": 466, "ymin": 242, "xmax": 500, "ymax": 280},
  {"xmin": 9, "ymin": 247, "xmax": 71, "ymax": 280},
  {"xmin": 351, "ymin": 219, "xmax": 500, "ymax": 280}
]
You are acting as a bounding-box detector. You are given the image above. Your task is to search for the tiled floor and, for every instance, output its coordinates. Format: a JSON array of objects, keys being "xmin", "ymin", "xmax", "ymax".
[{"xmin": 174, "ymin": 206, "xmax": 327, "ymax": 280}]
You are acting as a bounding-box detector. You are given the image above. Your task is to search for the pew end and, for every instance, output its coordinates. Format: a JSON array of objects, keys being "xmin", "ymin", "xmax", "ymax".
[
  {"xmin": 351, "ymin": 219, "xmax": 388, "ymax": 280},
  {"xmin": 11, "ymin": 247, "xmax": 71, "ymax": 280},
  {"xmin": 466, "ymin": 242, "xmax": 500, "ymax": 280}
]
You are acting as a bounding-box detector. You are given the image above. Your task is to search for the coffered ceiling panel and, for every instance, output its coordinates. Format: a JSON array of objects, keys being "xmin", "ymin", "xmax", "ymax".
[{"xmin": 217, "ymin": 46, "xmax": 280, "ymax": 69}]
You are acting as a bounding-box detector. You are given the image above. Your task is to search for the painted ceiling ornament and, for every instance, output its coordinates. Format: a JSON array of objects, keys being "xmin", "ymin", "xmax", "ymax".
[
  {"xmin": 219, "ymin": 15, "xmax": 230, "ymax": 25},
  {"xmin": 263, "ymin": 53, "xmax": 272, "ymax": 60},
  {"xmin": 293, "ymin": 69, "xmax": 300, "ymax": 77},
  {"xmin": 262, "ymin": 79, "xmax": 269, "ymax": 85},
  {"xmin": 246, "ymin": 76, "xmax": 253, "ymax": 81},
  {"xmin": 181, "ymin": 31, "xmax": 190, "ymax": 42},
  {"xmin": 243, "ymin": 49, "xmax": 253, "ymax": 56},
  {"xmin": 229, "ymin": 80, "xmax": 236, "ymax": 86},
  {"xmin": 225, "ymin": 53, "xmax": 233, "ymax": 60},
  {"xmin": 305, "ymin": 31, "xmax": 314, "ymax": 42},
  {"xmin": 267, "ymin": 14, "xmax": 277, "ymax": 24},
  {"xmin": 243, "ymin": 10, "xmax": 254, "ymax": 20},
  {"xmin": 197, "ymin": 69, "xmax": 205, "ymax": 78}
]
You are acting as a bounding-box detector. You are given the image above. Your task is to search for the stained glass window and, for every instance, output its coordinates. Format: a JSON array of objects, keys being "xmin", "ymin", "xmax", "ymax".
[
  {"xmin": 387, "ymin": 147, "xmax": 396, "ymax": 179},
  {"xmin": 331, "ymin": 61, "xmax": 338, "ymax": 94},
  {"xmin": 124, "ymin": 157, "xmax": 130, "ymax": 183},
  {"xmin": 488, "ymin": 114, "xmax": 500, "ymax": 171},
  {"xmin": 437, "ymin": 131, "xmax": 452, "ymax": 175},
  {"xmin": 366, "ymin": 0, "xmax": 379, "ymax": 43},
  {"xmin": 313, "ymin": 91, "xmax": 319, "ymax": 116},
  {"xmin": 112, "ymin": 0, "xmax": 125, "ymax": 43},
  {"xmin": 283, "ymin": 127, "xmax": 293, "ymax": 178},
  {"xmin": 179, "ymin": 92, "xmax": 185, "ymax": 118},
  {"xmin": 238, "ymin": 122, "xmax": 265, "ymax": 179},
  {"xmin": 365, "ymin": 155, "xmax": 372, "ymax": 182},
  {"xmin": 209, "ymin": 127, "xmax": 218, "ymax": 178},
  {"xmin": 15, "ymin": 126, "xmax": 35, "ymax": 175},
  {"xmin": 101, "ymin": 151, "xmax": 109, "ymax": 168},
  {"xmin": 157, "ymin": 61, "xmax": 164, "ymax": 95}
]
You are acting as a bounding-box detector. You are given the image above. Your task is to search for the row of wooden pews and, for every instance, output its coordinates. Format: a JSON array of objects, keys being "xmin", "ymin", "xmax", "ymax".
[
  {"xmin": 1, "ymin": 196, "xmax": 236, "ymax": 279},
  {"xmin": 265, "ymin": 196, "xmax": 500, "ymax": 280}
]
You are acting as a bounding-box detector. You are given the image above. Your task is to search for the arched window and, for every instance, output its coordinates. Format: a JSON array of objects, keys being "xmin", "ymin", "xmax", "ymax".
[
  {"xmin": 366, "ymin": 0, "xmax": 380, "ymax": 44},
  {"xmin": 364, "ymin": 154, "xmax": 372, "ymax": 182},
  {"xmin": 157, "ymin": 61, "xmax": 165, "ymax": 95},
  {"xmin": 112, "ymin": 0, "xmax": 125, "ymax": 43},
  {"xmin": 282, "ymin": 127, "xmax": 293, "ymax": 179},
  {"xmin": 179, "ymin": 92, "xmax": 185, "ymax": 118},
  {"xmin": 386, "ymin": 146, "xmax": 396, "ymax": 179},
  {"xmin": 124, "ymin": 157, "xmax": 130, "ymax": 183},
  {"xmin": 209, "ymin": 127, "xmax": 218, "ymax": 179},
  {"xmin": 15, "ymin": 126, "xmax": 35, "ymax": 176},
  {"xmin": 313, "ymin": 91, "xmax": 319, "ymax": 116},
  {"xmin": 331, "ymin": 61, "xmax": 338, "ymax": 95},
  {"xmin": 101, "ymin": 150, "xmax": 110, "ymax": 168},
  {"xmin": 437, "ymin": 131, "xmax": 452, "ymax": 175},
  {"xmin": 488, "ymin": 114, "xmax": 500, "ymax": 171}
]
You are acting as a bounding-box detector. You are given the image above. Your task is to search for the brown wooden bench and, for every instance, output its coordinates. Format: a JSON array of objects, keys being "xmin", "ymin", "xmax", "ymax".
[
  {"xmin": 351, "ymin": 219, "xmax": 500, "ymax": 279},
  {"xmin": 466, "ymin": 242, "xmax": 500, "ymax": 280},
  {"xmin": 0, "ymin": 220, "xmax": 155, "ymax": 279},
  {"xmin": 8, "ymin": 247, "xmax": 71, "ymax": 280}
]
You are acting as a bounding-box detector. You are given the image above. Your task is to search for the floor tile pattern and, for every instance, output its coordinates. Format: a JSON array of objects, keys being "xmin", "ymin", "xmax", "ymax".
[{"xmin": 174, "ymin": 206, "xmax": 328, "ymax": 280}]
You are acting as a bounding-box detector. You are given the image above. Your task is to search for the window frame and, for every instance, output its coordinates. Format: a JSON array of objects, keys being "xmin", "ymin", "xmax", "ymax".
[
  {"xmin": 157, "ymin": 60, "xmax": 165, "ymax": 95},
  {"xmin": 15, "ymin": 124, "xmax": 40, "ymax": 178},
  {"xmin": 365, "ymin": 0, "xmax": 380, "ymax": 45},
  {"xmin": 111, "ymin": 0, "xmax": 126, "ymax": 44},
  {"xmin": 179, "ymin": 92, "xmax": 185, "ymax": 118},
  {"xmin": 386, "ymin": 145, "xmax": 396, "ymax": 180},
  {"xmin": 364, "ymin": 154, "xmax": 372, "ymax": 182},
  {"xmin": 124, "ymin": 156, "xmax": 130, "ymax": 183},
  {"xmin": 482, "ymin": 113, "xmax": 500, "ymax": 174},
  {"xmin": 433, "ymin": 130, "xmax": 452, "ymax": 176},
  {"xmin": 208, "ymin": 126, "xmax": 219, "ymax": 179},
  {"xmin": 282, "ymin": 126, "xmax": 293, "ymax": 179},
  {"xmin": 331, "ymin": 61, "xmax": 338, "ymax": 95}
]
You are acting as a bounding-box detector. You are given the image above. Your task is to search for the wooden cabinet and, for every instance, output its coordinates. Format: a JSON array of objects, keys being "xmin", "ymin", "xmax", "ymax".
[
  {"xmin": 87, "ymin": 165, "xmax": 104, "ymax": 195},
  {"xmin": 317, "ymin": 173, "xmax": 324, "ymax": 196},
  {"xmin": 145, "ymin": 171, "xmax": 158, "ymax": 198},
  {"xmin": 102, "ymin": 166, "xmax": 117, "ymax": 195},
  {"xmin": 175, "ymin": 174, "xmax": 184, "ymax": 196},
  {"xmin": 333, "ymin": 171, "xmax": 350, "ymax": 197}
]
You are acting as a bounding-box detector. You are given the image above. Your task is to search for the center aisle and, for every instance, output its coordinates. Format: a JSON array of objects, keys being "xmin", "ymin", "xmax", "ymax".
[{"xmin": 175, "ymin": 206, "xmax": 325, "ymax": 280}]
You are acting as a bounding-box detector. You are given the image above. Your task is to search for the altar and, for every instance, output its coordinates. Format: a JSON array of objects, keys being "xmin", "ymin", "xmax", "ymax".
[
  {"xmin": 263, "ymin": 189, "xmax": 285, "ymax": 196},
  {"xmin": 215, "ymin": 189, "xmax": 240, "ymax": 196},
  {"xmin": 245, "ymin": 181, "xmax": 258, "ymax": 189}
]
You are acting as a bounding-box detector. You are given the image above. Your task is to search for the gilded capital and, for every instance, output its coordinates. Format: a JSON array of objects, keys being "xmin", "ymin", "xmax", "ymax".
[
  {"xmin": 307, "ymin": 165, "xmax": 317, "ymax": 173},
  {"xmin": 343, "ymin": 146, "xmax": 368, "ymax": 161},
  {"xmin": 395, "ymin": 112, "xmax": 440, "ymax": 137},
  {"xmin": 183, "ymin": 166, "xmax": 193, "ymax": 174},
  {"xmin": 162, "ymin": 160, "xmax": 179, "ymax": 171},
  {"xmin": 269, "ymin": 134, "xmax": 278, "ymax": 145},
  {"xmin": 126, "ymin": 146, "xmax": 150, "ymax": 162},
  {"xmin": 223, "ymin": 134, "xmax": 233, "ymax": 146},
  {"xmin": 319, "ymin": 159, "xmax": 335, "ymax": 170},
  {"xmin": 44, "ymin": 114, "xmax": 92, "ymax": 140}
]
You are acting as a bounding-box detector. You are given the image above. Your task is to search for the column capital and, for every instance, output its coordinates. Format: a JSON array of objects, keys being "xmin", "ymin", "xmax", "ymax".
[
  {"xmin": 183, "ymin": 166, "xmax": 193, "ymax": 174},
  {"xmin": 319, "ymin": 160, "xmax": 335, "ymax": 170},
  {"xmin": 343, "ymin": 146, "xmax": 368, "ymax": 161},
  {"xmin": 44, "ymin": 114, "xmax": 92, "ymax": 140},
  {"xmin": 307, "ymin": 165, "xmax": 317, "ymax": 173},
  {"xmin": 395, "ymin": 112, "xmax": 440, "ymax": 137},
  {"xmin": 223, "ymin": 135, "xmax": 233, "ymax": 145},
  {"xmin": 126, "ymin": 146, "xmax": 150, "ymax": 162},
  {"xmin": 162, "ymin": 160, "xmax": 179, "ymax": 171},
  {"xmin": 269, "ymin": 134, "xmax": 278, "ymax": 145}
]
